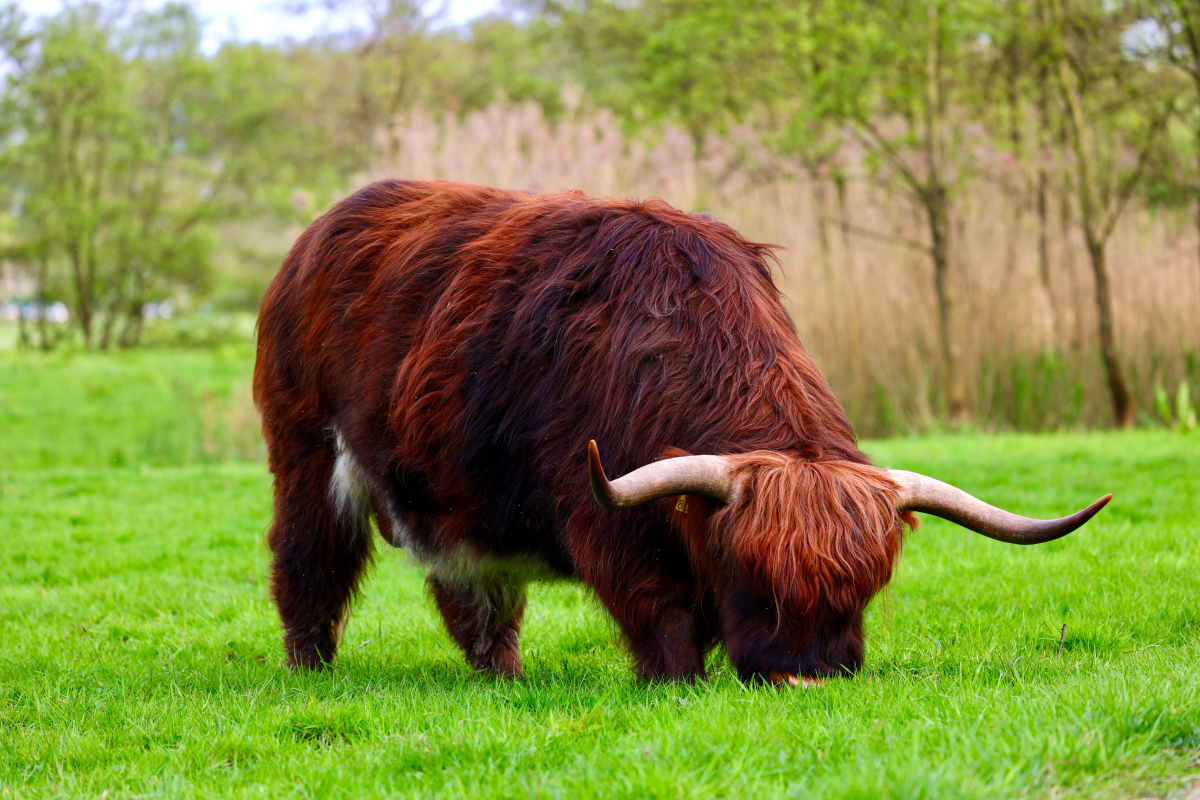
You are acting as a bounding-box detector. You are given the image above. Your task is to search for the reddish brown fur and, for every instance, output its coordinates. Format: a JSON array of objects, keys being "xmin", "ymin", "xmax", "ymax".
[{"xmin": 253, "ymin": 178, "xmax": 908, "ymax": 682}]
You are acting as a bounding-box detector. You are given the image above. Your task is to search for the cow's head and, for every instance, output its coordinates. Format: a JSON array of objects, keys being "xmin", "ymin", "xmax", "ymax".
[{"xmin": 587, "ymin": 441, "xmax": 1110, "ymax": 683}]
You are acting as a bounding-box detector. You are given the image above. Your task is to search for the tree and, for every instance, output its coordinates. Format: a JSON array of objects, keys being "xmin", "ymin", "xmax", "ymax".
[
  {"xmin": 0, "ymin": 3, "xmax": 221, "ymax": 347},
  {"xmin": 979, "ymin": 0, "xmax": 1062, "ymax": 340},
  {"xmin": 1141, "ymin": 0, "xmax": 1200, "ymax": 263},
  {"xmin": 1045, "ymin": 0, "xmax": 1177, "ymax": 426},
  {"xmin": 819, "ymin": 0, "xmax": 992, "ymax": 421}
]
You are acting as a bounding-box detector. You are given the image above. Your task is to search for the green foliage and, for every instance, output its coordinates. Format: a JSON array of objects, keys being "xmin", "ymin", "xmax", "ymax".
[
  {"xmin": 1155, "ymin": 379, "xmax": 1198, "ymax": 432},
  {"xmin": 0, "ymin": 3, "xmax": 232, "ymax": 348},
  {"xmin": 1181, "ymin": 382, "xmax": 1198, "ymax": 431},
  {"xmin": 445, "ymin": 16, "xmax": 578, "ymax": 116},
  {"xmin": 1153, "ymin": 382, "xmax": 1171, "ymax": 424}
]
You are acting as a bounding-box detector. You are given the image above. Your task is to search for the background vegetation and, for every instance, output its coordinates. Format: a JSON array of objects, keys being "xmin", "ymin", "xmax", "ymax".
[{"xmin": 1, "ymin": 0, "xmax": 1198, "ymax": 435}]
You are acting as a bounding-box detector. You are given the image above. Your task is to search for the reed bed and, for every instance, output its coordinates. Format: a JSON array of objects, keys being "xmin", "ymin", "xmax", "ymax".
[{"xmin": 367, "ymin": 100, "xmax": 1200, "ymax": 436}]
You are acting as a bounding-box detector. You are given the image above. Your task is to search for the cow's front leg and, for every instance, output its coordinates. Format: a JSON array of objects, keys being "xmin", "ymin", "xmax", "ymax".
[
  {"xmin": 568, "ymin": 515, "xmax": 715, "ymax": 682},
  {"xmin": 588, "ymin": 575, "xmax": 715, "ymax": 682},
  {"xmin": 620, "ymin": 601, "xmax": 715, "ymax": 683},
  {"xmin": 428, "ymin": 574, "xmax": 526, "ymax": 678}
]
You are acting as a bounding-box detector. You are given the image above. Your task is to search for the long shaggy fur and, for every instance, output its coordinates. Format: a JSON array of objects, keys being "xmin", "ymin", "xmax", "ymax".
[{"xmin": 254, "ymin": 178, "xmax": 907, "ymax": 681}]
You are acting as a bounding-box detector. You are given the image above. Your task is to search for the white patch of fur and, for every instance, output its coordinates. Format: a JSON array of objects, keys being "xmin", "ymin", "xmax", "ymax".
[
  {"xmin": 397, "ymin": 519, "xmax": 561, "ymax": 600},
  {"xmin": 427, "ymin": 545, "xmax": 559, "ymax": 608},
  {"xmin": 329, "ymin": 430, "xmax": 371, "ymax": 529},
  {"xmin": 383, "ymin": 504, "xmax": 414, "ymax": 550},
  {"xmin": 427, "ymin": 545, "xmax": 559, "ymax": 589},
  {"xmin": 329, "ymin": 429, "xmax": 559, "ymax": 596}
]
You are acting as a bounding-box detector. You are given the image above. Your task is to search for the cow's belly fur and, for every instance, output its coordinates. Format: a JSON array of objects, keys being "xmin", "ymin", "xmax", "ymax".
[{"xmin": 328, "ymin": 430, "xmax": 559, "ymax": 593}]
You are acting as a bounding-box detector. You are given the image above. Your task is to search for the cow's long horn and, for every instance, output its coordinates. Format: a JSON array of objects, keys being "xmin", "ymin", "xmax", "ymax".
[
  {"xmin": 588, "ymin": 440, "xmax": 740, "ymax": 510},
  {"xmin": 889, "ymin": 469, "xmax": 1111, "ymax": 545}
]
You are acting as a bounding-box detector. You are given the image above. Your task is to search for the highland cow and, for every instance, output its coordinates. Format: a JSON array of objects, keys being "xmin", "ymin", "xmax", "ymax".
[{"xmin": 253, "ymin": 179, "xmax": 1110, "ymax": 685}]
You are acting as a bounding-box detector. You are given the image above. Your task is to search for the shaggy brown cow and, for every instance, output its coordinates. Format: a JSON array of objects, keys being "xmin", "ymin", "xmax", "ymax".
[{"xmin": 253, "ymin": 179, "xmax": 1110, "ymax": 685}]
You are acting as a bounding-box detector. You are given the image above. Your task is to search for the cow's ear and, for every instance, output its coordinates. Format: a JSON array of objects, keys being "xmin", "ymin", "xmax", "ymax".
[
  {"xmin": 662, "ymin": 492, "xmax": 719, "ymax": 581},
  {"xmin": 654, "ymin": 445, "xmax": 716, "ymax": 530},
  {"xmin": 653, "ymin": 445, "xmax": 721, "ymax": 558},
  {"xmin": 665, "ymin": 492, "xmax": 717, "ymax": 529}
]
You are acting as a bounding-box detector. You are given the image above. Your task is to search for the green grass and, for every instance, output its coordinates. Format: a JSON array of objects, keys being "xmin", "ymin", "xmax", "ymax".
[
  {"xmin": 0, "ymin": 344, "xmax": 261, "ymax": 469},
  {"xmin": 2, "ymin": 351, "xmax": 1199, "ymax": 799}
]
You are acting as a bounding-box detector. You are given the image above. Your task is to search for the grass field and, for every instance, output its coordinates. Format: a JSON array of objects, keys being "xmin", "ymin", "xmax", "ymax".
[
  {"xmin": 2, "ymin": 351, "xmax": 1199, "ymax": 799},
  {"xmin": 0, "ymin": 345, "xmax": 262, "ymax": 469}
]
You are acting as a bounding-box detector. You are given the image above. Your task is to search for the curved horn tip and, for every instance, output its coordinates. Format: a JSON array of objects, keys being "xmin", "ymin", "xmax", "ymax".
[
  {"xmin": 1039, "ymin": 492, "xmax": 1113, "ymax": 543},
  {"xmin": 587, "ymin": 440, "xmax": 618, "ymax": 511},
  {"xmin": 1079, "ymin": 493, "xmax": 1113, "ymax": 523}
]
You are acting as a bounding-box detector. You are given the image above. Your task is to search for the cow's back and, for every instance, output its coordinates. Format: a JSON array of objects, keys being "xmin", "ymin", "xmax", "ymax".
[
  {"xmin": 253, "ymin": 180, "xmax": 521, "ymax": 434},
  {"xmin": 255, "ymin": 178, "xmax": 864, "ymax": 552}
]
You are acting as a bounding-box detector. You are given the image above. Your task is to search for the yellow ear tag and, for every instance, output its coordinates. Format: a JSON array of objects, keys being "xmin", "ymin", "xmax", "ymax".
[{"xmin": 675, "ymin": 495, "xmax": 690, "ymax": 514}]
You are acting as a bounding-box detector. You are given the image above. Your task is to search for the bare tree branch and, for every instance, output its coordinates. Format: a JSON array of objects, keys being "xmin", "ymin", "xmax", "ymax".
[
  {"xmin": 1101, "ymin": 98, "xmax": 1175, "ymax": 240},
  {"xmin": 820, "ymin": 215, "xmax": 932, "ymax": 254},
  {"xmin": 849, "ymin": 119, "xmax": 931, "ymax": 205}
]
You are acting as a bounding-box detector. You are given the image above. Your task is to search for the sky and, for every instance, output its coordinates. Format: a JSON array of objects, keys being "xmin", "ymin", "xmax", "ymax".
[{"xmin": 13, "ymin": 0, "xmax": 504, "ymax": 52}]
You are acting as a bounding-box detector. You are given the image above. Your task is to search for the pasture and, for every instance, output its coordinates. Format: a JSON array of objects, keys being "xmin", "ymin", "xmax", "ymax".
[{"xmin": 1, "ymin": 348, "xmax": 1198, "ymax": 799}]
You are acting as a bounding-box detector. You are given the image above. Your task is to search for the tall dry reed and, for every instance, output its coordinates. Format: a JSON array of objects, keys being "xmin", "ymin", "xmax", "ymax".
[{"xmin": 365, "ymin": 99, "xmax": 1200, "ymax": 436}]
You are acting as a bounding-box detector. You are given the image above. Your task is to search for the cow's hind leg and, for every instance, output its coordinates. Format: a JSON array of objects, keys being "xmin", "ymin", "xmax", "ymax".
[
  {"xmin": 428, "ymin": 574, "xmax": 525, "ymax": 678},
  {"xmin": 266, "ymin": 427, "xmax": 374, "ymax": 669}
]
